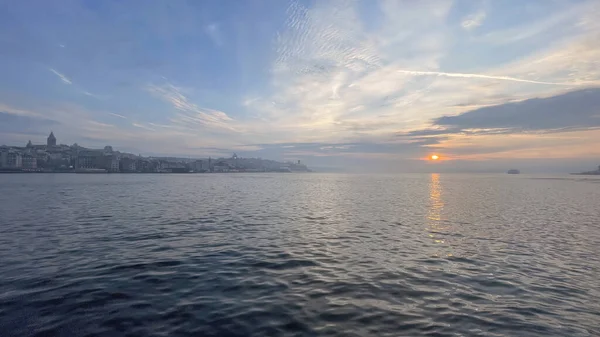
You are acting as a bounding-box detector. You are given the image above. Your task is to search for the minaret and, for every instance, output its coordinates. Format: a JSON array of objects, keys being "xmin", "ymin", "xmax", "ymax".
[{"xmin": 47, "ymin": 131, "xmax": 57, "ymax": 146}]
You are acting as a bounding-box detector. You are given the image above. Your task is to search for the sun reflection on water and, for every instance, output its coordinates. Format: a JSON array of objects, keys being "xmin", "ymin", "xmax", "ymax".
[
  {"xmin": 428, "ymin": 174, "xmax": 443, "ymax": 222},
  {"xmin": 427, "ymin": 174, "xmax": 454, "ymax": 257}
]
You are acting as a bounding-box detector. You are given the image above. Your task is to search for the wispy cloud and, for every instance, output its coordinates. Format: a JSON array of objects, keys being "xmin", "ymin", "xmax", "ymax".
[
  {"xmin": 48, "ymin": 69, "xmax": 107, "ymax": 99},
  {"xmin": 0, "ymin": 103, "xmax": 42, "ymax": 118},
  {"xmin": 146, "ymin": 81, "xmax": 235, "ymax": 131},
  {"xmin": 49, "ymin": 68, "xmax": 72, "ymax": 85},
  {"xmin": 132, "ymin": 123, "xmax": 156, "ymax": 131},
  {"xmin": 395, "ymin": 69, "xmax": 575, "ymax": 86},
  {"xmin": 481, "ymin": 3, "xmax": 588, "ymax": 46},
  {"xmin": 461, "ymin": 11, "xmax": 486, "ymax": 30},
  {"xmin": 88, "ymin": 120, "xmax": 115, "ymax": 128},
  {"xmin": 108, "ymin": 112, "xmax": 127, "ymax": 119}
]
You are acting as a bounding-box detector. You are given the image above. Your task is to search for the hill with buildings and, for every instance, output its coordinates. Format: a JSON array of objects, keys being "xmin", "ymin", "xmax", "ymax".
[{"xmin": 0, "ymin": 131, "xmax": 311, "ymax": 173}]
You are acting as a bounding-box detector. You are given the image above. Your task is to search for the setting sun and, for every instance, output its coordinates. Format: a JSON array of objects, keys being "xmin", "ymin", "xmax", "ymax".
[{"xmin": 431, "ymin": 155, "xmax": 440, "ymax": 160}]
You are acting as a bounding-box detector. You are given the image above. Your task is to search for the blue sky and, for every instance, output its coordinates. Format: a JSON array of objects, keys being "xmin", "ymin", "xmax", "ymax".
[{"xmin": 1, "ymin": 0, "xmax": 599, "ymax": 172}]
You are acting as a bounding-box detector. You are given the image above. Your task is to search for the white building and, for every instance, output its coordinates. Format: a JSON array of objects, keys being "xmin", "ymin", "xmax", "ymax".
[{"xmin": 5, "ymin": 151, "xmax": 22, "ymax": 168}]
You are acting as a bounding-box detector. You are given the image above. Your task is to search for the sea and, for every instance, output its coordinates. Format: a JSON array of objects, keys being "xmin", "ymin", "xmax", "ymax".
[{"xmin": 0, "ymin": 173, "xmax": 599, "ymax": 337}]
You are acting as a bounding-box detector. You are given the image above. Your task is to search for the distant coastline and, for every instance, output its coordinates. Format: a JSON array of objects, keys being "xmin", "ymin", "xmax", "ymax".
[
  {"xmin": 0, "ymin": 169, "xmax": 308, "ymax": 174},
  {"xmin": 1, "ymin": 131, "xmax": 311, "ymax": 174},
  {"xmin": 571, "ymin": 165, "xmax": 600, "ymax": 175}
]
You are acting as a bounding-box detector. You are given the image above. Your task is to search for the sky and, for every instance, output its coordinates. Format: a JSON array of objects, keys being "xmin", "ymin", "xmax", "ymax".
[{"xmin": 1, "ymin": 0, "xmax": 599, "ymax": 172}]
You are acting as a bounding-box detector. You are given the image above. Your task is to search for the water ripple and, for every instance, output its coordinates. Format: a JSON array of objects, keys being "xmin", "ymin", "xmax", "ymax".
[{"xmin": 1, "ymin": 173, "xmax": 599, "ymax": 336}]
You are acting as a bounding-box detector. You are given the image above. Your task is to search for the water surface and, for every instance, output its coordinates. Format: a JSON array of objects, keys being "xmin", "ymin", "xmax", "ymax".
[{"xmin": 1, "ymin": 173, "xmax": 599, "ymax": 336}]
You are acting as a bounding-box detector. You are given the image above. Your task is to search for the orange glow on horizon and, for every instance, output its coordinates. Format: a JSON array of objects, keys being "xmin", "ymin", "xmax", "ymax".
[{"xmin": 430, "ymin": 154, "xmax": 440, "ymax": 161}]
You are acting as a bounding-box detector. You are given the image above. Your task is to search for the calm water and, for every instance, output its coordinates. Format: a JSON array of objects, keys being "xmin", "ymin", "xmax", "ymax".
[{"xmin": 1, "ymin": 173, "xmax": 599, "ymax": 337}]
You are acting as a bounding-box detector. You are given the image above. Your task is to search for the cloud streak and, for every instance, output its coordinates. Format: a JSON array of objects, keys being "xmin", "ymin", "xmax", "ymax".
[
  {"xmin": 108, "ymin": 112, "xmax": 127, "ymax": 119},
  {"xmin": 396, "ymin": 70, "xmax": 575, "ymax": 86},
  {"xmin": 132, "ymin": 123, "xmax": 156, "ymax": 131},
  {"xmin": 49, "ymin": 68, "xmax": 72, "ymax": 85}
]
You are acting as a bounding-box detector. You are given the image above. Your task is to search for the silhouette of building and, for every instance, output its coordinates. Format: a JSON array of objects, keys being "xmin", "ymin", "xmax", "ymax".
[
  {"xmin": 47, "ymin": 131, "xmax": 57, "ymax": 147},
  {"xmin": 120, "ymin": 157, "xmax": 137, "ymax": 172}
]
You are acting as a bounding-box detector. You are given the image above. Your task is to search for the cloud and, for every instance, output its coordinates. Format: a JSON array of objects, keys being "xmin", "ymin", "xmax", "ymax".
[
  {"xmin": 0, "ymin": 111, "xmax": 58, "ymax": 134},
  {"xmin": 88, "ymin": 120, "xmax": 115, "ymax": 128},
  {"xmin": 406, "ymin": 88, "xmax": 600, "ymax": 138},
  {"xmin": 48, "ymin": 69, "xmax": 105, "ymax": 99},
  {"xmin": 81, "ymin": 91, "xmax": 108, "ymax": 100},
  {"xmin": 0, "ymin": 101, "xmax": 135, "ymax": 148},
  {"xmin": 108, "ymin": 112, "xmax": 127, "ymax": 119},
  {"xmin": 132, "ymin": 123, "xmax": 156, "ymax": 131},
  {"xmin": 434, "ymin": 88, "xmax": 600, "ymax": 132},
  {"xmin": 234, "ymin": 0, "xmax": 600, "ymax": 163},
  {"xmin": 48, "ymin": 68, "xmax": 72, "ymax": 84},
  {"xmin": 242, "ymin": 0, "xmax": 454, "ymax": 143},
  {"xmin": 391, "ymin": 87, "xmax": 600, "ymax": 162},
  {"xmin": 0, "ymin": 104, "xmax": 42, "ymax": 118},
  {"xmin": 396, "ymin": 69, "xmax": 575, "ymax": 86},
  {"xmin": 481, "ymin": 3, "xmax": 588, "ymax": 46},
  {"xmin": 461, "ymin": 11, "xmax": 486, "ymax": 30},
  {"xmin": 146, "ymin": 82, "xmax": 235, "ymax": 131},
  {"xmin": 430, "ymin": 129, "xmax": 600, "ymax": 161}
]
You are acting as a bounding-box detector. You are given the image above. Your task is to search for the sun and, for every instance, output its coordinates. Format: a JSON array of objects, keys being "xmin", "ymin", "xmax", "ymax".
[{"xmin": 430, "ymin": 154, "xmax": 440, "ymax": 161}]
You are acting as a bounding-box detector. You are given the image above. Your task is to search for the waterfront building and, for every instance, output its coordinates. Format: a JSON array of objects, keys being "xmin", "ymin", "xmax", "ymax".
[
  {"xmin": 5, "ymin": 151, "xmax": 23, "ymax": 168},
  {"xmin": 101, "ymin": 155, "xmax": 120, "ymax": 172},
  {"xmin": 0, "ymin": 150, "xmax": 7, "ymax": 168},
  {"xmin": 120, "ymin": 157, "xmax": 137, "ymax": 172},
  {"xmin": 77, "ymin": 151, "xmax": 103, "ymax": 169},
  {"xmin": 191, "ymin": 160, "xmax": 204, "ymax": 172},
  {"xmin": 22, "ymin": 155, "xmax": 37, "ymax": 169}
]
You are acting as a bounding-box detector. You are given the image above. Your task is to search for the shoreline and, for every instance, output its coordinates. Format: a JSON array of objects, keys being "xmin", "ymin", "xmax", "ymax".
[{"xmin": 0, "ymin": 170, "xmax": 311, "ymax": 174}]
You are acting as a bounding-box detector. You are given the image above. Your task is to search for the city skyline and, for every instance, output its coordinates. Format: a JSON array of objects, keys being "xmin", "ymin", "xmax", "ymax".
[
  {"xmin": 1, "ymin": 0, "xmax": 600, "ymax": 172},
  {"xmin": 1, "ymin": 130, "xmax": 311, "ymax": 173}
]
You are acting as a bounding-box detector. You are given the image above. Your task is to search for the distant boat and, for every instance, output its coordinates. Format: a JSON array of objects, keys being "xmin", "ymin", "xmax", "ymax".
[{"xmin": 507, "ymin": 169, "xmax": 520, "ymax": 174}]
